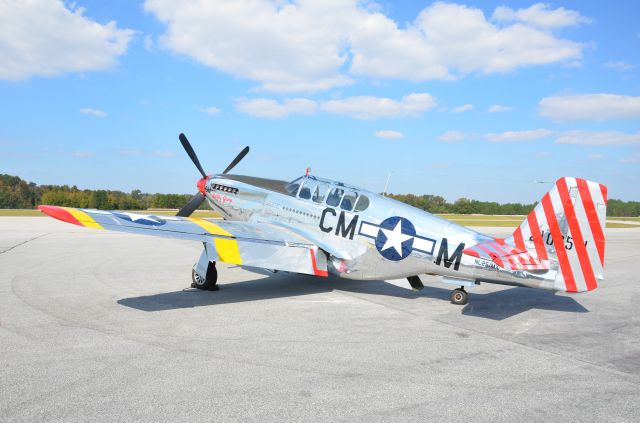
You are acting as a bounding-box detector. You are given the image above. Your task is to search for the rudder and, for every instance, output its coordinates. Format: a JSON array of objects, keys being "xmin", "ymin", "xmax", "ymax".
[{"xmin": 510, "ymin": 177, "xmax": 607, "ymax": 292}]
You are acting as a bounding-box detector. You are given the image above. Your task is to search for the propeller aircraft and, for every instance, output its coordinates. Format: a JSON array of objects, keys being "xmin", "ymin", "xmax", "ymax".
[{"xmin": 39, "ymin": 134, "xmax": 608, "ymax": 305}]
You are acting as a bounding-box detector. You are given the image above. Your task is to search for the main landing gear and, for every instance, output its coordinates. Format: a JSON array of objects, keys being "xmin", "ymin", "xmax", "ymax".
[
  {"xmin": 407, "ymin": 275, "xmax": 424, "ymax": 291},
  {"xmin": 191, "ymin": 261, "xmax": 219, "ymax": 291},
  {"xmin": 450, "ymin": 287, "xmax": 468, "ymax": 305}
]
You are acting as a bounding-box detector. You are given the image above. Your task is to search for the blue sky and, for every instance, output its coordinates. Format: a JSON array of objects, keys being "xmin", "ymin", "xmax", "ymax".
[{"xmin": 1, "ymin": 0, "xmax": 638, "ymax": 203}]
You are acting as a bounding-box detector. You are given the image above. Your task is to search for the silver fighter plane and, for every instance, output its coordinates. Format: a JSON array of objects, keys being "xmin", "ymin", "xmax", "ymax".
[{"xmin": 40, "ymin": 133, "xmax": 608, "ymax": 305}]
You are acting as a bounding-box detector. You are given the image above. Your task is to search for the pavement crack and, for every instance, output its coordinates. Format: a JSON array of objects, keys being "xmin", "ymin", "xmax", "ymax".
[
  {"xmin": 333, "ymin": 290, "xmax": 421, "ymax": 316},
  {"xmin": 0, "ymin": 233, "xmax": 49, "ymax": 255}
]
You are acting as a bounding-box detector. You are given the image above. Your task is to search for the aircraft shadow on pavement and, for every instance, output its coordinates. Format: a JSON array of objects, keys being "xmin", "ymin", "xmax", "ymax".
[
  {"xmin": 117, "ymin": 271, "xmax": 588, "ymax": 320},
  {"xmin": 459, "ymin": 287, "xmax": 588, "ymax": 320}
]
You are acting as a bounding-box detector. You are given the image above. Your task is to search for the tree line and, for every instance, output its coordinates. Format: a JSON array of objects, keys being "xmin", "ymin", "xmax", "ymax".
[
  {"xmin": 384, "ymin": 193, "xmax": 536, "ymax": 215},
  {"xmin": 1, "ymin": 174, "xmax": 638, "ymax": 216},
  {"xmin": 385, "ymin": 192, "xmax": 640, "ymax": 217},
  {"xmin": 0, "ymin": 174, "xmax": 196, "ymax": 210}
]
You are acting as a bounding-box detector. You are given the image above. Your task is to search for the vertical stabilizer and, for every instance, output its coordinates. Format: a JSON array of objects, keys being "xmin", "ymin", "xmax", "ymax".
[{"xmin": 508, "ymin": 177, "xmax": 607, "ymax": 292}]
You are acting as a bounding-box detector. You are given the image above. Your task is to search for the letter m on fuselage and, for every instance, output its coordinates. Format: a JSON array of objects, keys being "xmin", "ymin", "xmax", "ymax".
[
  {"xmin": 336, "ymin": 213, "xmax": 358, "ymax": 240},
  {"xmin": 435, "ymin": 238, "xmax": 465, "ymax": 271}
]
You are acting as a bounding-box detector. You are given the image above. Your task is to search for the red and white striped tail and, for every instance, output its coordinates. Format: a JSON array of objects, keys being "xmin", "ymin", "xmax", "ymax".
[{"xmin": 510, "ymin": 177, "xmax": 607, "ymax": 292}]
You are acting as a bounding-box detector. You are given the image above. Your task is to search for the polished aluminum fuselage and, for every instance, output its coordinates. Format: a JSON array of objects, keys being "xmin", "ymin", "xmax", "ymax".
[{"xmin": 204, "ymin": 174, "xmax": 557, "ymax": 290}]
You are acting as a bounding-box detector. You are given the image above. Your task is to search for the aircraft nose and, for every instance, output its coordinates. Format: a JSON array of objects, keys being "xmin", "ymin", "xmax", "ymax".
[{"xmin": 197, "ymin": 176, "xmax": 210, "ymax": 194}]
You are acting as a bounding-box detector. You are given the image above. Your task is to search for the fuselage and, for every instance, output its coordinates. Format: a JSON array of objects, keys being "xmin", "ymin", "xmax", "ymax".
[{"xmin": 202, "ymin": 173, "xmax": 505, "ymax": 282}]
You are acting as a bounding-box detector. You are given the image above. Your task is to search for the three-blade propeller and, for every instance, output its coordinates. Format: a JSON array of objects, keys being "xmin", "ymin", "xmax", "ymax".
[{"xmin": 176, "ymin": 133, "xmax": 249, "ymax": 217}]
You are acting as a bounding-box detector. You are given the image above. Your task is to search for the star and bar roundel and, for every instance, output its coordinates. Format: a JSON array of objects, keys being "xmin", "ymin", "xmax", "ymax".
[
  {"xmin": 359, "ymin": 216, "xmax": 436, "ymax": 261},
  {"xmin": 113, "ymin": 212, "xmax": 167, "ymax": 226}
]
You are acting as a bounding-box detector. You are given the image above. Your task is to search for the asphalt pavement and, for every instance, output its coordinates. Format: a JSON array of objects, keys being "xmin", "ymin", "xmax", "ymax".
[{"xmin": 1, "ymin": 217, "xmax": 639, "ymax": 422}]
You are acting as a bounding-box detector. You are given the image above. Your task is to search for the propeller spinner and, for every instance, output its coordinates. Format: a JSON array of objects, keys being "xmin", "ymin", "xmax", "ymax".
[{"xmin": 176, "ymin": 133, "xmax": 249, "ymax": 217}]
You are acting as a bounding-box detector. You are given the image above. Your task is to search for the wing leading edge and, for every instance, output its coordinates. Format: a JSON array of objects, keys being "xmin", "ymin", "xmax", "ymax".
[{"xmin": 38, "ymin": 205, "xmax": 328, "ymax": 277}]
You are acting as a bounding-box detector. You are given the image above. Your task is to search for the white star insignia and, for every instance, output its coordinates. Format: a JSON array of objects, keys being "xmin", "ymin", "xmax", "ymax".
[
  {"xmin": 120, "ymin": 212, "xmax": 162, "ymax": 223},
  {"xmin": 380, "ymin": 221, "xmax": 413, "ymax": 255}
]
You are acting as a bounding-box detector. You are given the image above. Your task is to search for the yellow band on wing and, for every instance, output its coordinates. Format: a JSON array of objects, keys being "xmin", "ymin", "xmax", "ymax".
[
  {"xmin": 188, "ymin": 217, "xmax": 242, "ymax": 265},
  {"xmin": 63, "ymin": 207, "xmax": 104, "ymax": 230},
  {"xmin": 214, "ymin": 239, "xmax": 243, "ymax": 265},
  {"xmin": 187, "ymin": 217, "xmax": 233, "ymax": 236}
]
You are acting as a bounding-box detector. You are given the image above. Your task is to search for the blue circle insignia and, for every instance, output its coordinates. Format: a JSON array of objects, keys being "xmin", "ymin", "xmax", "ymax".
[{"xmin": 374, "ymin": 216, "xmax": 416, "ymax": 261}]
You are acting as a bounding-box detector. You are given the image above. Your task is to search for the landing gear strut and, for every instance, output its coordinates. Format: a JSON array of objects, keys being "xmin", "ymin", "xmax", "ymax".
[
  {"xmin": 450, "ymin": 287, "xmax": 468, "ymax": 305},
  {"xmin": 407, "ymin": 275, "xmax": 424, "ymax": 291},
  {"xmin": 191, "ymin": 261, "xmax": 219, "ymax": 291}
]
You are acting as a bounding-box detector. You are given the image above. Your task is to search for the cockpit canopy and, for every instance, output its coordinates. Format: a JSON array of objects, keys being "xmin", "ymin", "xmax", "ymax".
[{"xmin": 286, "ymin": 175, "xmax": 371, "ymax": 212}]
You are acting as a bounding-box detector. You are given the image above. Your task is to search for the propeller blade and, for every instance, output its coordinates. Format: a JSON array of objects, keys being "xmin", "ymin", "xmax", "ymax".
[
  {"xmin": 176, "ymin": 192, "xmax": 205, "ymax": 217},
  {"xmin": 222, "ymin": 146, "xmax": 250, "ymax": 174},
  {"xmin": 179, "ymin": 133, "xmax": 207, "ymax": 178}
]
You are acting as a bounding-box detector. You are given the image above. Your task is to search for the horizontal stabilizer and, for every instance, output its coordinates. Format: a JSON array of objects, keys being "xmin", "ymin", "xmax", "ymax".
[{"xmin": 463, "ymin": 239, "xmax": 549, "ymax": 271}]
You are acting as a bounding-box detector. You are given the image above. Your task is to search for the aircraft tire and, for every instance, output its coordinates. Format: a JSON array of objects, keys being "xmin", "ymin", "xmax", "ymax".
[
  {"xmin": 192, "ymin": 261, "xmax": 218, "ymax": 291},
  {"xmin": 451, "ymin": 288, "xmax": 468, "ymax": 305}
]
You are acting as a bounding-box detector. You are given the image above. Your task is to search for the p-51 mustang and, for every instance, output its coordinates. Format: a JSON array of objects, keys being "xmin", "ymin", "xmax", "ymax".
[{"xmin": 39, "ymin": 133, "xmax": 607, "ymax": 305}]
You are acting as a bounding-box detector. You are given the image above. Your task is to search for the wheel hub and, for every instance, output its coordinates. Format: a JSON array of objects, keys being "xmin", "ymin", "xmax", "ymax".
[{"xmin": 192, "ymin": 269, "xmax": 206, "ymax": 286}]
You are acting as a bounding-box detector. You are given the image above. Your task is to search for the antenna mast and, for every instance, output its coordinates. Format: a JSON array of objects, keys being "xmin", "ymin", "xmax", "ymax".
[{"xmin": 382, "ymin": 172, "xmax": 392, "ymax": 197}]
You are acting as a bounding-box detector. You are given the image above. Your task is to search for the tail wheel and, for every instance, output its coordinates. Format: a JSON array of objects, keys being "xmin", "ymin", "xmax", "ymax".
[
  {"xmin": 451, "ymin": 288, "xmax": 468, "ymax": 305},
  {"xmin": 192, "ymin": 261, "xmax": 218, "ymax": 290}
]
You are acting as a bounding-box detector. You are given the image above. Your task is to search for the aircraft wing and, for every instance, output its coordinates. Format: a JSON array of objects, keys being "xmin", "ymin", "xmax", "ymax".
[{"xmin": 38, "ymin": 205, "xmax": 328, "ymax": 277}]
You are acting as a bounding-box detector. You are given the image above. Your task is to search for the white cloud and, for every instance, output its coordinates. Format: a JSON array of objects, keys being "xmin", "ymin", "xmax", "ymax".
[
  {"xmin": 428, "ymin": 162, "xmax": 451, "ymax": 170},
  {"xmin": 118, "ymin": 149, "xmax": 145, "ymax": 157},
  {"xmin": 555, "ymin": 131, "xmax": 640, "ymax": 146},
  {"xmin": 621, "ymin": 152, "xmax": 640, "ymax": 163},
  {"xmin": 588, "ymin": 154, "xmax": 605, "ymax": 160},
  {"xmin": 322, "ymin": 93, "xmax": 435, "ymax": 119},
  {"xmin": 539, "ymin": 94, "xmax": 640, "ymax": 121},
  {"xmin": 0, "ymin": 0, "xmax": 133, "ymax": 80},
  {"xmin": 200, "ymin": 106, "xmax": 221, "ymax": 116},
  {"xmin": 143, "ymin": 35, "xmax": 154, "ymax": 51},
  {"xmin": 117, "ymin": 149, "xmax": 176, "ymax": 158},
  {"xmin": 144, "ymin": 1, "xmax": 586, "ymax": 92},
  {"xmin": 72, "ymin": 151, "xmax": 94, "ymax": 158},
  {"xmin": 488, "ymin": 104, "xmax": 514, "ymax": 113},
  {"xmin": 350, "ymin": 2, "xmax": 585, "ymax": 81},
  {"xmin": 153, "ymin": 150, "xmax": 175, "ymax": 158},
  {"xmin": 235, "ymin": 98, "xmax": 318, "ymax": 118},
  {"xmin": 532, "ymin": 151, "xmax": 552, "ymax": 160},
  {"xmin": 145, "ymin": 0, "xmax": 352, "ymax": 92},
  {"xmin": 375, "ymin": 130, "xmax": 403, "ymax": 140},
  {"xmin": 604, "ymin": 61, "xmax": 634, "ymax": 72},
  {"xmin": 235, "ymin": 93, "xmax": 436, "ymax": 119},
  {"xmin": 492, "ymin": 3, "xmax": 590, "ymax": 29},
  {"xmin": 452, "ymin": 104, "xmax": 474, "ymax": 113},
  {"xmin": 80, "ymin": 108, "xmax": 107, "ymax": 117},
  {"xmin": 438, "ymin": 131, "xmax": 466, "ymax": 142},
  {"xmin": 483, "ymin": 129, "xmax": 552, "ymax": 142}
]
